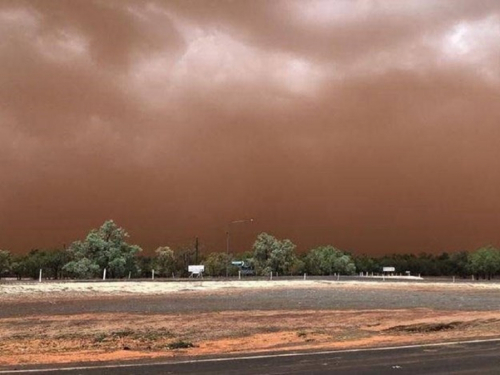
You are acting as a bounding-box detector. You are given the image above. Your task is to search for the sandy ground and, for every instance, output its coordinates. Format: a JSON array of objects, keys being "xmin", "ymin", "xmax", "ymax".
[
  {"xmin": 2, "ymin": 280, "xmax": 500, "ymax": 367},
  {"xmin": 1, "ymin": 309, "xmax": 500, "ymax": 366}
]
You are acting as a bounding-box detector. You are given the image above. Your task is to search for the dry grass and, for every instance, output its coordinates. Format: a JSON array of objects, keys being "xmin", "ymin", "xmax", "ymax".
[{"xmin": 1, "ymin": 309, "xmax": 500, "ymax": 366}]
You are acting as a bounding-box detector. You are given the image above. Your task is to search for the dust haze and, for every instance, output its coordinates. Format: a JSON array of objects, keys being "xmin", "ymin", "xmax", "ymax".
[{"xmin": 1, "ymin": 0, "xmax": 500, "ymax": 254}]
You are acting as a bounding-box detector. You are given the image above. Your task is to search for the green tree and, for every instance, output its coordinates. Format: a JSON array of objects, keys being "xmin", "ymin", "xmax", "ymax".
[
  {"xmin": 154, "ymin": 246, "xmax": 176, "ymax": 277},
  {"xmin": 136, "ymin": 255, "xmax": 153, "ymax": 278},
  {"xmin": 306, "ymin": 246, "xmax": 356, "ymax": 275},
  {"xmin": 468, "ymin": 245, "xmax": 500, "ymax": 280},
  {"xmin": 252, "ymin": 233, "xmax": 299, "ymax": 275},
  {"xmin": 43, "ymin": 249, "xmax": 69, "ymax": 279},
  {"xmin": 10, "ymin": 255, "xmax": 27, "ymax": 280},
  {"xmin": 0, "ymin": 250, "xmax": 11, "ymax": 278},
  {"xmin": 252, "ymin": 232, "xmax": 278, "ymax": 275},
  {"xmin": 15, "ymin": 250, "xmax": 47, "ymax": 279},
  {"xmin": 289, "ymin": 257, "xmax": 306, "ymax": 275},
  {"xmin": 416, "ymin": 253, "xmax": 439, "ymax": 276},
  {"xmin": 434, "ymin": 252, "xmax": 455, "ymax": 276},
  {"xmin": 63, "ymin": 220, "xmax": 142, "ymax": 279},
  {"xmin": 204, "ymin": 252, "xmax": 235, "ymax": 277},
  {"xmin": 378, "ymin": 254, "xmax": 409, "ymax": 275},
  {"xmin": 449, "ymin": 251, "xmax": 469, "ymax": 278},
  {"xmin": 353, "ymin": 254, "xmax": 377, "ymax": 274},
  {"xmin": 174, "ymin": 246, "xmax": 196, "ymax": 277}
]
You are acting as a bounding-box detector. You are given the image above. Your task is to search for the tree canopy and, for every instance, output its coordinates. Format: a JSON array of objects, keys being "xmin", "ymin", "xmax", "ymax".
[
  {"xmin": 154, "ymin": 246, "xmax": 175, "ymax": 277},
  {"xmin": 252, "ymin": 232, "xmax": 299, "ymax": 275},
  {"xmin": 204, "ymin": 252, "xmax": 233, "ymax": 277},
  {"xmin": 0, "ymin": 250, "xmax": 11, "ymax": 279},
  {"xmin": 62, "ymin": 220, "xmax": 142, "ymax": 279},
  {"xmin": 468, "ymin": 245, "xmax": 500, "ymax": 280},
  {"xmin": 306, "ymin": 245, "xmax": 356, "ymax": 275},
  {"xmin": 5, "ymin": 221, "xmax": 500, "ymax": 281}
]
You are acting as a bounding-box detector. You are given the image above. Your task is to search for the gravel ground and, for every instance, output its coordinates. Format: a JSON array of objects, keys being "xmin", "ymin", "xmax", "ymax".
[{"xmin": 2, "ymin": 283, "xmax": 500, "ymax": 318}]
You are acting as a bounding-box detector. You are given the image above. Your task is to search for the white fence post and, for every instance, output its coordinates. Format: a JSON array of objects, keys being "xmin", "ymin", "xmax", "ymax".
[
  {"xmin": 103, "ymin": 268, "xmax": 106, "ymax": 280},
  {"xmin": 39, "ymin": 269, "xmax": 42, "ymax": 283},
  {"xmin": 304, "ymin": 273, "xmax": 306, "ymax": 280},
  {"xmin": 152, "ymin": 269, "xmax": 155, "ymax": 280}
]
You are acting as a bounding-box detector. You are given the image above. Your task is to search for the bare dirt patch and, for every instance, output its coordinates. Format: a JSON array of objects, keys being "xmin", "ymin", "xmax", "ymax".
[{"xmin": 1, "ymin": 309, "xmax": 500, "ymax": 366}]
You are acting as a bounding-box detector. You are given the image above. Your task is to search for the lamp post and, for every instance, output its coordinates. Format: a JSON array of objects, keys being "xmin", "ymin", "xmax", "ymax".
[{"xmin": 226, "ymin": 218, "xmax": 254, "ymax": 278}]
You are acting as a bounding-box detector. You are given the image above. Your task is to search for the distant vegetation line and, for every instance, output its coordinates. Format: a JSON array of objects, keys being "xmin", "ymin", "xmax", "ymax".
[{"xmin": 0, "ymin": 220, "xmax": 498, "ymax": 280}]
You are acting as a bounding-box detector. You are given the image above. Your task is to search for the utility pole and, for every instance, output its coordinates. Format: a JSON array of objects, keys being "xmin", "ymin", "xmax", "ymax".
[
  {"xmin": 226, "ymin": 218, "xmax": 254, "ymax": 278},
  {"xmin": 226, "ymin": 230, "xmax": 230, "ymax": 277},
  {"xmin": 195, "ymin": 236, "xmax": 199, "ymax": 264}
]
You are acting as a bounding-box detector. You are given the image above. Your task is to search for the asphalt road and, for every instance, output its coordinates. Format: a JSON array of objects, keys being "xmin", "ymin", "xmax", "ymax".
[
  {"xmin": 2, "ymin": 339, "xmax": 500, "ymax": 374},
  {"xmin": 2, "ymin": 285, "xmax": 500, "ymax": 318}
]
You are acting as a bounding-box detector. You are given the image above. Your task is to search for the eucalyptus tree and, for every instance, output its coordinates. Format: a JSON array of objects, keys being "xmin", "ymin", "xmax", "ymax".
[
  {"xmin": 306, "ymin": 245, "xmax": 356, "ymax": 275},
  {"xmin": 204, "ymin": 252, "xmax": 233, "ymax": 277},
  {"xmin": 252, "ymin": 232, "xmax": 299, "ymax": 275},
  {"xmin": 63, "ymin": 220, "xmax": 142, "ymax": 279},
  {"xmin": 154, "ymin": 246, "xmax": 176, "ymax": 277},
  {"xmin": 468, "ymin": 245, "xmax": 500, "ymax": 280},
  {"xmin": 0, "ymin": 250, "xmax": 11, "ymax": 278}
]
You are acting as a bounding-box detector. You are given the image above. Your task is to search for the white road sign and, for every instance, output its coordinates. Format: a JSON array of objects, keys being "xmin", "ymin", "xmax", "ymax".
[{"xmin": 188, "ymin": 265, "xmax": 205, "ymax": 274}]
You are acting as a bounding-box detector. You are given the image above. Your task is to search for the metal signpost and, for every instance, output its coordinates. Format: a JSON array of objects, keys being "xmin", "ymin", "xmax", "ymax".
[{"xmin": 226, "ymin": 218, "xmax": 254, "ymax": 277}]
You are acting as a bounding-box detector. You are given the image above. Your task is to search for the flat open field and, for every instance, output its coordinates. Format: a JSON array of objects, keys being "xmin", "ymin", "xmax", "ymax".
[{"xmin": 1, "ymin": 279, "xmax": 500, "ymax": 367}]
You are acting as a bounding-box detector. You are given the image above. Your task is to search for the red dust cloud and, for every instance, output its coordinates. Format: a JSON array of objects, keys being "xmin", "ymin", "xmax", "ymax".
[{"xmin": 1, "ymin": 1, "xmax": 500, "ymax": 254}]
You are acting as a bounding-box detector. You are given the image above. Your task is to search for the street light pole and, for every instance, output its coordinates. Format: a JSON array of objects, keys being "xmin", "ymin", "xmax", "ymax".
[{"xmin": 226, "ymin": 218, "xmax": 254, "ymax": 278}]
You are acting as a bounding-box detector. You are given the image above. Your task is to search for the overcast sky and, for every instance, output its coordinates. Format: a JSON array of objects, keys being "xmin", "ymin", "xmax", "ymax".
[{"xmin": 1, "ymin": 0, "xmax": 500, "ymax": 254}]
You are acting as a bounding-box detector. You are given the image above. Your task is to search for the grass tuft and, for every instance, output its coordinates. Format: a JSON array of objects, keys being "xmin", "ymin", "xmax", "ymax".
[{"xmin": 167, "ymin": 340, "xmax": 195, "ymax": 350}]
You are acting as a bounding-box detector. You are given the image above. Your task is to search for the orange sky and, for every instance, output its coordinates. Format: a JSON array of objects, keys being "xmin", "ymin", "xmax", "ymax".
[{"xmin": 1, "ymin": 0, "xmax": 500, "ymax": 255}]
